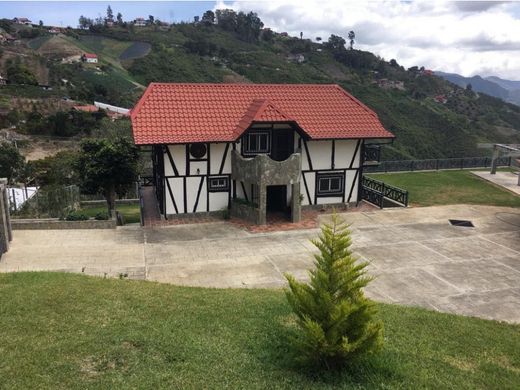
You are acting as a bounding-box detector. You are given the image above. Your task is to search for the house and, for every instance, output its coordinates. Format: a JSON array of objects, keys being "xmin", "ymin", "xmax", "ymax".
[
  {"xmin": 374, "ymin": 78, "xmax": 405, "ymax": 91},
  {"xmin": 81, "ymin": 53, "xmax": 98, "ymax": 63},
  {"xmin": 48, "ymin": 27, "xmax": 61, "ymax": 34},
  {"xmin": 131, "ymin": 83, "xmax": 394, "ymax": 224},
  {"xmin": 134, "ymin": 17, "xmax": 147, "ymax": 27},
  {"xmin": 287, "ymin": 54, "xmax": 305, "ymax": 63},
  {"xmin": 13, "ymin": 17, "xmax": 32, "ymax": 25},
  {"xmin": 0, "ymin": 75, "xmax": 6, "ymax": 85},
  {"xmin": 434, "ymin": 95, "xmax": 448, "ymax": 104},
  {"xmin": 73, "ymin": 105, "xmax": 99, "ymax": 113}
]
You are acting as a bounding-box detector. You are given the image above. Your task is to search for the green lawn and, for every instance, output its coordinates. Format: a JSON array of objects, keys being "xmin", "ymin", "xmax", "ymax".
[
  {"xmin": 80, "ymin": 203, "xmax": 140, "ymax": 224},
  {"xmin": 368, "ymin": 170, "xmax": 520, "ymax": 207},
  {"xmin": 1, "ymin": 272, "xmax": 519, "ymax": 389}
]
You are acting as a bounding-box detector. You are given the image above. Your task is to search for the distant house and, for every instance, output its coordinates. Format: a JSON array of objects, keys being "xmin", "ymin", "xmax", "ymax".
[
  {"xmin": 0, "ymin": 75, "xmax": 7, "ymax": 85},
  {"xmin": 134, "ymin": 17, "xmax": 147, "ymax": 27},
  {"xmin": 81, "ymin": 53, "xmax": 98, "ymax": 63},
  {"xmin": 73, "ymin": 105, "xmax": 99, "ymax": 113},
  {"xmin": 421, "ymin": 69, "xmax": 434, "ymax": 76},
  {"xmin": 287, "ymin": 53, "xmax": 305, "ymax": 64},
  {"xmin": 13, "ymin": 17, "xmax": 32, "ymax": 25},
  {"xmin": 48, "ymin": 27, "xmax": 61, "ymax": 34},
  {"xmin": 374, "ymin": 79, "xmax": 405, "ymax": 91},
  {"xmin": 434, "ymin": 95, "xmax": 448, "ymax": 104},
  {"xmin": 280, "ymin": 32, "xmax": 289, "ymax": 37},
  {"xmin": 105, "ymin": 18, "xmax": 114, "ymax": 27}
]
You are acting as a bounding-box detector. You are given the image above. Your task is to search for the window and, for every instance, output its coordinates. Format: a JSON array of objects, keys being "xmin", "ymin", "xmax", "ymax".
[
  {"xmin": 190, "ymin": 143, "xmax": 207, "ymax": 159},
  {"xmin": 316, "ymin": 173, "xmax": 344, "ymax": 196},
  {"xmin": 242, "ymin": 131, "xmax": 270, "ymax": 155},
  {"xmin": 208, "ymin": 176, "xmax": 229, "ymax": 192}
]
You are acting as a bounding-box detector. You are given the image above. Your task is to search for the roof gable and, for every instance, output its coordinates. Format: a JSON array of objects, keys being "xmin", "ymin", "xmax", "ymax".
[{"xmin": 131, "ymin": 83, "xmax": 394, "ymax": 145}]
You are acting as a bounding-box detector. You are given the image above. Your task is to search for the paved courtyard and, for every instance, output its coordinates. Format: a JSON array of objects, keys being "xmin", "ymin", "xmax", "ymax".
[{"xmin": 1, "ymin": 204, "xmax": 519, "ymax": 323}]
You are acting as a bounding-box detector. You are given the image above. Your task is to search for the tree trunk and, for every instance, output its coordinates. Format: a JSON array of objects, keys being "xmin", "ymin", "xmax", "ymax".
[{"xmin": 105, "ymin": 186, "xmax": 116, "ymax": 218}]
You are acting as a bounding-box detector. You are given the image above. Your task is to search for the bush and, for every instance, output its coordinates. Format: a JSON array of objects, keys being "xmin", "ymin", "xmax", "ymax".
[
  {"xmin": 65, "ymin": 212, "xmax": 89, "ymax": 221},
  {"xmin": 94, "ymin": 211, "xmax": 110, "ymax": 220},
  {"xmin": 285, "ymin": 213, "xmax": 383, "ymax": 369}
]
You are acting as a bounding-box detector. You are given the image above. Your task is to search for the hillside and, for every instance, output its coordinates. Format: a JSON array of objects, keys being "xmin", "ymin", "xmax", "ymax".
[{"xmin": 1, "ymin": 16, "xmax": 520, "ymax": 159}]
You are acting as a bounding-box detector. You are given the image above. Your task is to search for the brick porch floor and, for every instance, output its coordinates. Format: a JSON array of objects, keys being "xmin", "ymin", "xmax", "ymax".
[{"xmin": 142, "ymin": 185, "xmax": 377, "ymax": 232}]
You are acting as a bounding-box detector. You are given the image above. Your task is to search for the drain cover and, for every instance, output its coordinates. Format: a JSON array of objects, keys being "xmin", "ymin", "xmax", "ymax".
[{"xmin": 449, "ymin": 219, "xmax": 474, "ymax": 227}]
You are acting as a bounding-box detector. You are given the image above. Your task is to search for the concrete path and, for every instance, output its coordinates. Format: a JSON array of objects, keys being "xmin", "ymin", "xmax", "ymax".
[
  {"xmin": 1, "ymin": 205, "xmax": 520, "ymax": 323},
  {"xmin": 472, "ymin": 170, "xmax": 520, "ymax": 195}
]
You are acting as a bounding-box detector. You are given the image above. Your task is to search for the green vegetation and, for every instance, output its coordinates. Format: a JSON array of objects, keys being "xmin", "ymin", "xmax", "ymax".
[
  {"xmin": 76, "ymin": 137, "xmax": 139, "ymax": 214},
  {"xmin": 1, "ymin": 272, "xmax": 519, "ymax": 388},
  {"xmin": 0, "ymin": 141, "xmax": 25, "ymax": 183},
  {"xmin": 286, "ymin": 214, "xmax": 383, "ymax": 368},
  {"xmin": 368, "ymin": 170, "xmax": 520, "ymax": 207},
  {"xmin": 80, "ymin": 203, "xmax": 140, "ymax": 224}
]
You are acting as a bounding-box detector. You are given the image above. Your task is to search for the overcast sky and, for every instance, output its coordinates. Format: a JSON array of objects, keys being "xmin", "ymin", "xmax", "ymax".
[{"xmin": 3, "ymin": 1, "xmax": 519, "ymax": 80}]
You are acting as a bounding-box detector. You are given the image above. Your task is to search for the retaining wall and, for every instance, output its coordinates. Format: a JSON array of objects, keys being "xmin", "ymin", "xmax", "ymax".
[{"xmin": 11, "ymin": 218, "xmax": 116, "ymax": 230}]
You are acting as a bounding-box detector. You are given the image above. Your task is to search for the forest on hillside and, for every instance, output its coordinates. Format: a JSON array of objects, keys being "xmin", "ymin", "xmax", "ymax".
[{"xmin": 1, "ymin": 7, "xmax": 520, "ymax": 160}]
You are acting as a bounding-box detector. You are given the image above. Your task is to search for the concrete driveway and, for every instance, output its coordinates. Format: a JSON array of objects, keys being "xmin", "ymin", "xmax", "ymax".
[{"xmin": 1, "ymin": 205, "xmax": 519, "ymax": 323}]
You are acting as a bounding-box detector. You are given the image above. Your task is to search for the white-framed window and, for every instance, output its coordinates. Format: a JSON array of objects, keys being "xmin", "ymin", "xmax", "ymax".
[
  {"xmin": 208, "ymin": 176, "xmax": 229, "ymax": 192},
  {"xmin": 316, "ymin": 173, "xmax": 344, "ymax": 196},
  {"xmin": 242, "ymin": 131, "xmax": 270, "ymax": 155}
]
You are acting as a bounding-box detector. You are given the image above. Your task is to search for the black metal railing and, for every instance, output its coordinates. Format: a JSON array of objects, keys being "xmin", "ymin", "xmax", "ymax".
[
  {"xmin": 363, "ymin": 156, "xmax": 512, "ymax": 173},
  {"xmin": 361, "ymin": 176, "xmax": 409, "ymax": 208},
  {"xmin": 363, "ymin": 145, "xmax": 381, "ymax": 164}
]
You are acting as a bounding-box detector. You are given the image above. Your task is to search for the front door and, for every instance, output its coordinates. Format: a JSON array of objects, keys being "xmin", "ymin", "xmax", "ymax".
[
  {"xmin": 270, "ymin": 129, "xmax": 294, "ymax": 161},
  {"xmin": 266, "ymin": 185, "xmax": 287, "ymax": 212}
]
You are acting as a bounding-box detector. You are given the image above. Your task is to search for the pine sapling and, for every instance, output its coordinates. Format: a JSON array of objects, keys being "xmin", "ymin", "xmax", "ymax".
[{"xmin": 285, "ymin": 212, "xmax": 383, "ymax": 368}]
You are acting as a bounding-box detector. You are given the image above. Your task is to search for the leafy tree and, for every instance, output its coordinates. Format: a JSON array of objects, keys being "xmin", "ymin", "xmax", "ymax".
[
  {"xmin": 78, "ymin": 15, "xmax": 92, "ymax": 29},
  {"xmin": 389, "ymin": 58, "xmax": 399, "ymax": 67},
  {"xmin": 316, "ymin": 36, "xmax": 322, "ymax": 42},
  {"xmin": 262, "ymin": 28, "xmax": 274, "ymax": 42},
  {"xmin": 325, "ymin": 34, "xmax": 346, "ymax": 51},
  {"xmin": 201, "ymin": 10, "xmax": 215, "ymax": 25},
  {"xmin": 148, "ymin": 15, "xmax": 155, "ymax": 24},
  {"xmin": 116, "ymin": 12, "xmax": 123, "ymax": 24},
  {"xmin": 466, "ymin": 83, "xmax": 473, "ymax": 91},
  {"xmin": 0, "ymin": 142, "xmax": 25, "ymax": 184},
  {"xmin": 76, "ymin": 137, "xmax": 139, "ymax": 215},
  {"xmin": 106, "ymin": 5, "xmax": 114, "ymax": 21},
  {"xmin": 39, "ymin": 20, "xmax": 43, "ymax": 27},
  {"xmin": 285, "ymin": 213, "xmax": 383, "ymax": 368},
  {"xmin": 215, "ymin": 9, "xmax": 237, "ymax": 31},
  {"xmin": 25, "ymin": 151, "xmax": 78, "ymax": 187},
  {"xmin": 348, "ymin": 30, "xmax": 355, "ymax": 50}
]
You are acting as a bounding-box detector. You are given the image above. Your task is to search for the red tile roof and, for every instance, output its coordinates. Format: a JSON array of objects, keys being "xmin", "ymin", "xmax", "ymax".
[
  {"xmin": 83, "ymin": 53, "xmax": 97, "ymax": 58},
  {"xmin": 131, "ymin": 83, "xmax": 394, "ymax": 145},
  {"xmin": 73, "ymin": 105, "xmax": 99, "ymax": 113}
]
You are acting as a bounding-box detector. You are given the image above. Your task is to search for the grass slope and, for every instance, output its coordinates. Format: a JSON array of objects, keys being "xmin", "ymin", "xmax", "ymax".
[
  {"xmin": 369, "ymin": 170, "xmax": 520, "ymax": 207},
  {"xmin": 1, "ymin": 272, "xmax": 519, "ymax": 389}
]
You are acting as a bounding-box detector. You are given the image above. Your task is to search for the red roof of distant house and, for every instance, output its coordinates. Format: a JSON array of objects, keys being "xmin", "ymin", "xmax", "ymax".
[
  {"xmin": 83, "ymin": 53, "xmax": 97, "ymax": 59},
  {"xmin": 130, "ymin": 83, "xmax": 394, "ymax": 145},
  {"xmin": 73, "ymin": 105, "xmax": 99, "ymax": 113}
]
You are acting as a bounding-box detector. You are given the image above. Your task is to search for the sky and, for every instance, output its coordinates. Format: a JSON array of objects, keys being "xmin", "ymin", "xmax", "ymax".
[{"xmin": 2, "ymin": 1, "xmax": 520, "ymax": 80}]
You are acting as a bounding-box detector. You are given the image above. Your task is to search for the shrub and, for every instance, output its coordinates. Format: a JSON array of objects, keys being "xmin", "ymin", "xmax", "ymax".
[
  {"xmin": 94, "ymin": 211, "xmax": 110, "ymax": 220},
  {"xmin": 285, "ymin": 213, "xmax": 383, "ymax": 369},
  {"xmin": 65, "ymin": 212, "xmax": 89, "ymax": 221}
]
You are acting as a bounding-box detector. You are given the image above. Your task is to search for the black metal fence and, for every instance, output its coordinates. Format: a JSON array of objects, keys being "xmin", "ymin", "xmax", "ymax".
[
  {"xmin": 361, "ymin": 176, "xmax": 409, "ymax": 208},
  {"xmin": 364, "ymin": 156, "xmax": 512, "ymax": 173}
]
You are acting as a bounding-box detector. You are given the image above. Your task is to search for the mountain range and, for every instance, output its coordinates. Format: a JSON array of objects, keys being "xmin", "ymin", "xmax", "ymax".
[{"xmin": 435, "ymin": 72, "xmax": 520, "ymax": 106}]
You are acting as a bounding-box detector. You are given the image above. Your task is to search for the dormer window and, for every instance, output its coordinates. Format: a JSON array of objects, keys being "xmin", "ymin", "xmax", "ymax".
[{"xmin": 242, "ymin": 131, "xmax": 270, "ymax": 155}]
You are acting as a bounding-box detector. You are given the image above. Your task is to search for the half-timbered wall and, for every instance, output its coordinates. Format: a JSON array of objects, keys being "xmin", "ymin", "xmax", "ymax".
[
  {"xmin": 299, "ymin": 137, "xmax": 363, "ymax": 206},
  {"xmin": 159, "ymin": 132, "xmax": 364, "ymax": 216}
]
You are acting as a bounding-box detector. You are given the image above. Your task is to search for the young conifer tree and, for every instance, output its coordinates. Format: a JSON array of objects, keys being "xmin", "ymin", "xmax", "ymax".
[{"xmin": 285, "ymin": 213, "xmax": 383, "ymax": 368}]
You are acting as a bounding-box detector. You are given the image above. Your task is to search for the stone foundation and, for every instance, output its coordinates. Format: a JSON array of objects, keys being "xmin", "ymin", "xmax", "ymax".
[{"xmin": 11, "ymin": 218, "xmax": 116, "ymax": 230}]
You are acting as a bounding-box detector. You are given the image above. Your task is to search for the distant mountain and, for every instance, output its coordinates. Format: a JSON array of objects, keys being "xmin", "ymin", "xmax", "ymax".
[
  {"xmin": 436, "ymin": 72, "xmax": 520, "ymax": 106},
  {"xmin": 485, "ymin": 76, "xmax": 520, "ymax": 91}
]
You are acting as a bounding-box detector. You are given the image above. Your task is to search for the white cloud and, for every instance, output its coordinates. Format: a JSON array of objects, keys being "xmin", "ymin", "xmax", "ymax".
[{"xmin": 217, "ymin": 0, "xmax": 520, "ymax": 79}]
